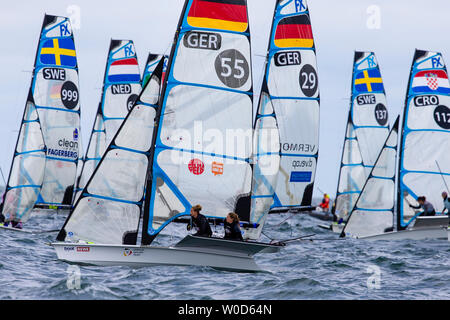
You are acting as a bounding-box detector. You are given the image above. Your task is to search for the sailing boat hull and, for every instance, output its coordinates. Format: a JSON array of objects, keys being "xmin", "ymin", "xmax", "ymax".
[
  {"xmin": 360, "ymin": 227, "xmax": 448, "ymax": 240},
  {"xmin": 51, "ymin": 236, "xmax": 281, "ymax": 272}
]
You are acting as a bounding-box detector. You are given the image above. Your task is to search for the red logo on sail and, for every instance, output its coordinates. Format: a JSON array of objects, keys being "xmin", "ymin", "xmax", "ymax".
[{"xmin": 188, "ymin": 158, "xmax": 205, "ymax": 175}]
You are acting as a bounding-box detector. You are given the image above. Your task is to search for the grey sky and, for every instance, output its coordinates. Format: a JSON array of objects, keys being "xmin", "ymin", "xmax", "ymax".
[{"xmin": 0, "ymin": 0, "xmax": 449, "ymax": 200}]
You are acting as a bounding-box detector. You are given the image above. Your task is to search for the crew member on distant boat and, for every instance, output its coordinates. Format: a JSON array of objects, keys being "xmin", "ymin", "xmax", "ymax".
[
  {"xmin": 409, "ymin": 196, "xmax": 436, "ymax": 216},
  {"xmin": 187, "ymin": 204, "xmax": 212, "ymax": 237},
  {"xmin": 441, "ymin": 192, "xmax": 450, "ymax": 215},
  {"xmin": 223, "ymin": 212, "xmax": 243, "ymax": 241},
  {"xmin": 317, "ymin": 193, "xmax": 330, "ymax": 212}
]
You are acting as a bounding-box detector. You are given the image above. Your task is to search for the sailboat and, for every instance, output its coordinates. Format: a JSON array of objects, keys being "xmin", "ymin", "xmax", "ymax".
[
  {"xmin": 319, "ymin": 51, "xmax": 390, "ymax": 231},
  {"xmin": 265, "ymin": 0, "xmax": 320, "ymax": 215},
  {"xmin": 74, "ymin": 40, "xmax": 141, "ymax": 202},
  {"xmin": 51, "ymin": 0, "xmax": 282, "ymax": 272},
  {"xmin": 0, "ymin": 14, "xmax": 81, "ymax": 231},
  {"xmin": 340, "ymin": 49, "xmax": 450, "ymax": 240}
]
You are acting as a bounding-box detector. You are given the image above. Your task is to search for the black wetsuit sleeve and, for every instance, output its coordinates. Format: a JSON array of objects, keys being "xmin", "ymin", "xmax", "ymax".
[{"xmin": 194, "ymin": 215, "xmax": 212, "ymax": 237}]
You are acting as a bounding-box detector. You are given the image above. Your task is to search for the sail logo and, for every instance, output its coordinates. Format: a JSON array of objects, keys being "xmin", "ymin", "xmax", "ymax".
[
  {"xmin": 188, "ymin": 158, "xmax": 205, "ymax": 175},
  {"xmin": 414, "ymin": 95, "xmax": 439, "ymax": 107},
  {"xmin": 412, "ymin": 70, "xmax": 450, "ymax": 94},
  {"xmin": 356, "ymin": 94, "xmax": 376, "ymax": 105},
  {"xmin": 290, "ymin": 171, "xmax": 312, "ymax": 183},
  {"xmin": 108, "ymin": 58, "xmax": 140, "ymax": 83},
  {"xmin": 111, "ymin": 84, "xmax": 132, "ymax": 95},
  {"xmin": 211, "ymin": 162, "xmax": 224, "ymax": 176},
  {"xmin": 184, "ymin": 31, "xmax": 221, "ymax": 50},
  {"xmin": 73, "ymin": 128, "xmax": 78, "ymax": 140},
  {"xmin": 274, "ymin": 51, "xmax": 301, "ymax": 67},
  {"xmin": 281, "ymin": 143, "xmax": 316, "ymax": 153},
  {"xmin": 40, "ymin": 38, "xmax": 77, "ymax": 68},
  {"xmin": 43, "ymin": 68, "xmax": 66, "ymax": 81},
  {"xmin": 354, "ymin": 69, "xmax": 384, "ymax": 93},
  {"xmin": 292, "ymin": 159, "xmax": 313, "ymax": 169}
]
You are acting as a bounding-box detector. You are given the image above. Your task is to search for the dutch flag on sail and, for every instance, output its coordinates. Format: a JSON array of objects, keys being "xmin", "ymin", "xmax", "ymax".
[
  {"xmin": 107, "ymin": 58, "xmax": 140, "ymax": 83},
  {"xmin": 412, "ymin": 69, "xmax": 450, "ymax": 94}
]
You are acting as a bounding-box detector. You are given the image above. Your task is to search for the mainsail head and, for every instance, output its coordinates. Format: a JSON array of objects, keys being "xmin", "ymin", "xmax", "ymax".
[
  {"xmin": 32, "ymin": 14, "xmax": 82, "ymax": 208},
  {"xmin": 270, "ymin": 0, "xmax": 320, "ymax": 209},
  {"xmin": 397, "ymin": 49, "xmax": 450, "ymax": 229},
  {"xmin": 142, "ymin": 53, "xmax": 168, "ymax": 88}
]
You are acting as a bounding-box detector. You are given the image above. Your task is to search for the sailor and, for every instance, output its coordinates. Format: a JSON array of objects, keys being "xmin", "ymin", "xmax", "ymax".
[
  {"xmin": 317, "ymin": 193, "xmax": 330, "ymax": 212},
  {"xmin": 441, "ymin": 191, "xmax": 450, "ymax": 215},
  {"xmin": 223, "ymin": 212, "xmax": 243, "ymax": 241},
  {"xmin": 409, "ymin": 196, "xmax": 436, "ymax": 216},
  {"xmin": 187, "ymin": 204, "xmax": 212, "ymax": 237}
]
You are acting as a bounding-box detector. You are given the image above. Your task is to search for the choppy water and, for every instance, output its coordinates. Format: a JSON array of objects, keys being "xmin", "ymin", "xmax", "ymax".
[{"xmin": 0, "ymin": 209, "xmax": 449, "ymax": 300}]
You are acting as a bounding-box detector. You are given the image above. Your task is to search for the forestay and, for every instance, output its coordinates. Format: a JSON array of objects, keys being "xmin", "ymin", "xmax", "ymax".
[
  {"xmin": 341, "ymin": 117, "xmax": 399, "ymax": 238},
  {"xmin": 74, "ymin": 40, "xmax": 141, "ymax": 201},
  {"xmin": 142, "ymin": 0, "xmax": 254, "ymax": 244},
  {"xmin": 32, "ymin": 15, "xmax": 82, "ymax": 208},
  {"xmin": 56, "ymin": 59, "xmax": 165, "ymax": 244},
  {"xmin": 397, "ymin": 50, "xmax": 450, "ymax": 229},
  {"xmin": 333, "ymin": 52, "xmax": 389, "ymax": 220},
  {"xmin": 269, "ymin": 0, "xmax": 320, "ymax": 209}
]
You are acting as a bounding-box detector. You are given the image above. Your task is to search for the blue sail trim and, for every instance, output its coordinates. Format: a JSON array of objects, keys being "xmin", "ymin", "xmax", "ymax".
[
  {"xmin": 81, "ymin": 192, "xmax": 141, "ymax": 205},
  {"xmin": 34, "ymin": 105, "xmax": 80, "ymax": 114}
]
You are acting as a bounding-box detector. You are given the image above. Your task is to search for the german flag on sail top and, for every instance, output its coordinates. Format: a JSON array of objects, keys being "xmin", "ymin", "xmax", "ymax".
[
  {"xmin": 40, "ymin": 38, "xmax": 77, "ymax": 68},
  {"xmin": 274, "ymin": 14, "xmax": 313, "ymax": 48},
  {"xmin": 187, "ymin": 0, "xmax": 248, "ymax": 33}
]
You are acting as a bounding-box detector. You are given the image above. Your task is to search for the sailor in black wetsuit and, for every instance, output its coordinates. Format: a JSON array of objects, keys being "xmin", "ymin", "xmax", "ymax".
[
  {"xmin": 187, "ymin": 204, "xmax": 212, "ymax": 237},
  {"xmin": 223, "ymin": 212, "xmax": 243, "ymax": 241}
]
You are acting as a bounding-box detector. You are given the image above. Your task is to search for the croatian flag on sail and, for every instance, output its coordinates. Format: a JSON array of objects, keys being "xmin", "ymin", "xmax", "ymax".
[
  {"xmin": 412, "ymin": 69, "xmax": 450, "ymax": 94},
  {"xmin": 108, "ymin": 58, "xmax": 140, "ymax": 83}
]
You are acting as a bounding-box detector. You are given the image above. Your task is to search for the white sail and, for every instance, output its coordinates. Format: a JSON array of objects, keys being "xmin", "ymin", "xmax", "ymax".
[
  {"xmin": 270, "ymin": 0, "xmax": 320, "ymax": 209},
  {"xmin": 333, "ymin": 52, "xmax": 390, "ymax": 220},
  {"xmin": 142, "ymin": 0, "xmax": 254, "ymax": 244},
  {"xmin": 56, "ymin": 60, "xmax": 164, "ymax": 244},
  {"xmin": 1, "ymin": 97, "xmax": 46, "ymax": 223},
  {"xmin": 397, "ymin": 50, "xmax": 450, "ymax": 229},
  {"xmin": 341, "ymin": 117, "xmax": 399, "ymax": 238},
  {"xmin": 32, "ymin": 15, "xmax": 82, "ymax": 209},
  {"xmin": 74, "ymin": 40, "xmax": 141, "ymax": 201}
]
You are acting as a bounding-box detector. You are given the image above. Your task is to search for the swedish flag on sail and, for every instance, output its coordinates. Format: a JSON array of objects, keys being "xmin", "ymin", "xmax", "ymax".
[
  {"xmin": 40, "ymin": 38, "xmax": 77, "ymax": 67},
  {"xmin": 354, "ymin": 69, "xmax": 384, "ymax": 93}
]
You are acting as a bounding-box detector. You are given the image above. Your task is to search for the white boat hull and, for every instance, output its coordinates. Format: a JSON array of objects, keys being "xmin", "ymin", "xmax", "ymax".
[
  {"xmin": 51, "ymin": 235, "xmax": 281, "ymax": 272},
  {"xmin": 361, "ymin": 227, "xmax": 448, "ymax": 240}
]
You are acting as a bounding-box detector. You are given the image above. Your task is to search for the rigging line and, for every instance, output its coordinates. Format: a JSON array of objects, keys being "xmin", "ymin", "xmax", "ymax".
[
  {"xmin": 435, "ymin": 160, "xmax": 450, "ymax": 193},
  {"xmin": 0, "ymin": 166, "xmax": 6, "ymax": 186}
]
